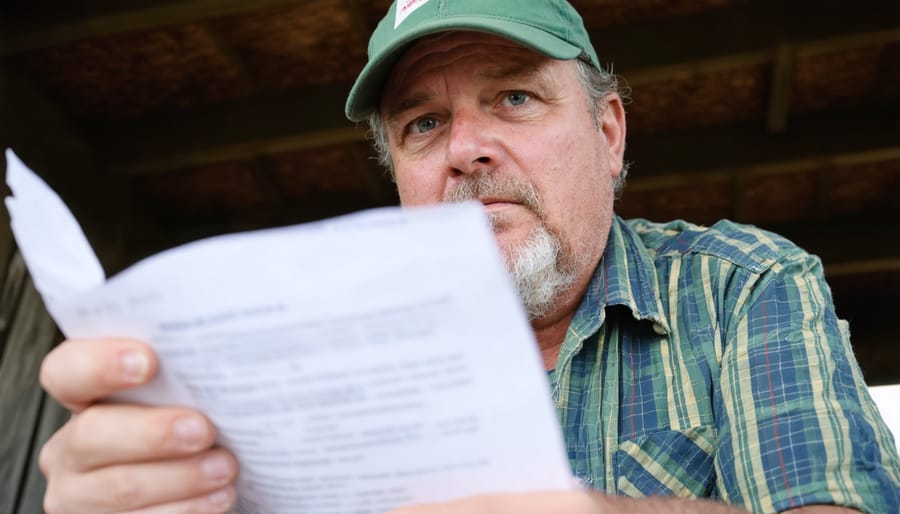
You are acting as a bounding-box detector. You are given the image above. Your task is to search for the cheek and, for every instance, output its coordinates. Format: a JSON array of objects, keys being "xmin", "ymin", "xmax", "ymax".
[
  {"xmin": 395, "ymin": 166, "xmax": 444, "ymax": 206},
  {"xmin": 536, "ymin": 135, "xmax": 610, "ymax": 236},
  {"xmin": 389, "ymin": 136, "xmax": 444, "ymax": 206}
]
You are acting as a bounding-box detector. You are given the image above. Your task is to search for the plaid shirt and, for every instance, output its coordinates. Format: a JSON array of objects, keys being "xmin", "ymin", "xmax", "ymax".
[{"xmin": 549, "ymin": 216, "xmax": 900, "ymax": 513}]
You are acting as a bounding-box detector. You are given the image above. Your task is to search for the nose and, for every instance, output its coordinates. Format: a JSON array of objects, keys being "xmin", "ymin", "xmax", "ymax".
[{"xmin": 445, "ymin": 108, "xmax": 499, "ymax": 175}]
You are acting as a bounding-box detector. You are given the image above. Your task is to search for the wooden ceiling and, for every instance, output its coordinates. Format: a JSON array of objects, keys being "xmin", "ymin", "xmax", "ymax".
[{"xmin": 1, "ymin": 0, "xmax": 898, "ymax": 383}]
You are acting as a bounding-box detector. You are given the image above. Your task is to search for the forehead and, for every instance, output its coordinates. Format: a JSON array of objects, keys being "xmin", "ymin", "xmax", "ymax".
[
  {"xmin": 396, "ymin": 31, "xmax": 540, "ymax": 69},
  {"xmin": 381, "ymin": 31, "xmax": 551, "ymax": 103}
]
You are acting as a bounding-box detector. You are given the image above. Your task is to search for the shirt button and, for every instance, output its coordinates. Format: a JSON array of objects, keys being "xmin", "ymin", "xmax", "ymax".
[{"xmin": 652, "ymin": 323, "xmax": 667, "ymax": 336}]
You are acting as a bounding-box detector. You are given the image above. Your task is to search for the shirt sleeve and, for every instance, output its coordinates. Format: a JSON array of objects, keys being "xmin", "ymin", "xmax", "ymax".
[{"xmin": 714, "ymin": 249, "xmax": 900, "ymax": 514}]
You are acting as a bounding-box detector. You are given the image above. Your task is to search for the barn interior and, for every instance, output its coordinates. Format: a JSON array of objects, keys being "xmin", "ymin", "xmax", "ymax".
[{"xmin": 0, "ymin": 1, "xmax": 898, "ymax": 510}]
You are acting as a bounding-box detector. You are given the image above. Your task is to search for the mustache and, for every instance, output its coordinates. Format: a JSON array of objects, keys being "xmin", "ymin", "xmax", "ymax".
[{"xmin": 443, "ymin": 171, "xmax": 545, "ymax": 219}]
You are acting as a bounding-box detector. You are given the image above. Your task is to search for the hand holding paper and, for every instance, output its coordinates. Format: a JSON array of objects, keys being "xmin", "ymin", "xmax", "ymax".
[{"xmin": 6, "ymin": 149, "xmax": 573, "ymax": 514}]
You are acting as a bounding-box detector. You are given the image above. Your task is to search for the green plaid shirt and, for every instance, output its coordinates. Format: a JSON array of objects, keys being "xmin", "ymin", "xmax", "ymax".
[{"xmin": 549, "ymin": 216, "xmax": 900, "ymax": 513}]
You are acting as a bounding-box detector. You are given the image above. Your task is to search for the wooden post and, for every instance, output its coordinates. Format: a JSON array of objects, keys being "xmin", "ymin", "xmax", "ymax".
[
  {"xmin": 0, "ymin": 150, "xmax": 12, "ymax": 358},
  {"xmin": 0, "ymin": 254, "xmax": 60, "ymax": 513},
  {"xmin": 0, "ymin": 60, "xmax": 120, "ymax": 514}
]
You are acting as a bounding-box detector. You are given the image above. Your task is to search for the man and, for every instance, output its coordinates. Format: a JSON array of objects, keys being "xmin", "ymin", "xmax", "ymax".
[{"xmin": 37, "ymin": 1, "xmax": 899, "ymax": 513}]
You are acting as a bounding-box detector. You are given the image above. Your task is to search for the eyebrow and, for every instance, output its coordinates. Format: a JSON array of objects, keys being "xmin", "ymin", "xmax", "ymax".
[
  {"xmin": 384, "ymin": 59, "xmax": 546, "ymax": 122},
  {"xmin": 476, "ymin": 61, "xmax": 543, "ymax": 82},
  {"xmin": 385, "ymin": 91, "xmax": 435, "ymax": 122}
]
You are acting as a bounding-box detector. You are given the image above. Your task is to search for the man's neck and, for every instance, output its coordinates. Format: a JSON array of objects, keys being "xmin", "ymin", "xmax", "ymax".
[
  {"xmin": 530, "ymin": 243, "xmax": 606, "ymax": 370},
  {"xmin": 534, "ymin": 320, "xmax": 571, "ymax": 371},
  {"xmin": 531, "ymin": 279, "xmax": 589, "ymax": 370}
]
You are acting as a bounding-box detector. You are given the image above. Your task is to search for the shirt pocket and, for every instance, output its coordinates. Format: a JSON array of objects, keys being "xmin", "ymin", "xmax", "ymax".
[{"xmin": 614, "ymin": 425, "xmax": 717, "ymax": 498}]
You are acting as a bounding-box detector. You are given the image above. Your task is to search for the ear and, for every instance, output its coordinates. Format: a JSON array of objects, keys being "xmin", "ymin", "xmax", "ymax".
[{"xmin": 597, "ymin": 93, "xmax": 627, "ymax": 179}]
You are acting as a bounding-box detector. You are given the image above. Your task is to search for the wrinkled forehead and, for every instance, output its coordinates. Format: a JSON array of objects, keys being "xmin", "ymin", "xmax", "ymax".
[
  {"xmin": 380, "ymin": 31, "xmax": 551, "ymax": 110},
  {"xmin": 403, "ymin": 31, "xmax": 529, "ymax": 60},
  {"xmin": 391, "ymin": 30, "xmax": 541, "ymax": 76}
]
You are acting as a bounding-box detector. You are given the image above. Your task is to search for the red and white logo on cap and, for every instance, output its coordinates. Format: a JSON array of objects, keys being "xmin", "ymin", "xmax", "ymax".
[{"xmin": 395, "ymin": 0, "xmax": 431, "ymax": 28}]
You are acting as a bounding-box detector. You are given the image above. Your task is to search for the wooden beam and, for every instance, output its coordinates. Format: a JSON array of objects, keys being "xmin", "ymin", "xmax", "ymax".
[
  {"xmin": 0, "ymin": 254, "xmax": 58, "ymax": 514},
  {"xmin": 626, "ymin": 147, "xmax": 900, "ymax": 193},
  {"xmin": 826, "ymin": 258, "xmax": 900, "ymax": 278},
  {"xmin": 623, "ymin": 52, "xmax": 769, "ymax": 87},
  {"xmin": 108, "ymin": 105, "xmax": 899, "ymax": 181},
  {"xmin": 0, "ymin": 0, "xmax": 306, "ymax": 57},
  {"xmin": 67, "ymin": 0, "xmax": 896, "ymax": 172},
  {"xmin": 200, "ymin": 21, "xmax": 256, "ymax": 94},
  {"xmin": 86, "ymin": 85, "xmax": 363, "ymax": 174},
  {"xmin": 624, "ymin": 108, "xmax": 900, "ymax": 185},
  {"xmin": 591, "ymin": 0, "xmax": 900, "ymax": 73},
  {"xmin": 6, "ymin": 0, "xmax": 894, "ymax": 62},
  {"xmin": 623, "ymin": 28, "xmax": 900, "ymax": 86},
  {"xmin": 121, "ymin": 126, "xmax": 366, "ymax": 175},
  {"xmin": 766, "ymin": 42, "xmax": 794, "ymax": 133},
  {"xmin": 796, "ymin": 28, "xmax": 900, "ymax": 58},
  {"xmin": 87, "ymin": 8, "xmax": 900, "ymax": 177},
  {"xmin": 342, "ymin": 0, "xmax": 371, "ymax": 41}
]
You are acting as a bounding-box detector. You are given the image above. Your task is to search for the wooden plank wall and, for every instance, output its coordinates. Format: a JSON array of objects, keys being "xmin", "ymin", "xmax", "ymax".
[
  {"xmin": 1, "ymin": 60, "xmax": 125, "ymax": 513},
  {"xmin": 0, "ymin": 248, "xmax": 66, "ymax": 513}
]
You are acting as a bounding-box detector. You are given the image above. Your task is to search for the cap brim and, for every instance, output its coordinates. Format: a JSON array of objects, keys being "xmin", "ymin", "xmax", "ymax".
[{"xmin": 345, "ymin": 17, "xmax": 583, "ymax": 121}]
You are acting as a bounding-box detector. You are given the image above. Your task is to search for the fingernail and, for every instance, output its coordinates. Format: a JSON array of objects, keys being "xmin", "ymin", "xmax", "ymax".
[
  {"xmin": 120, "ymin": 351, "xmax": 149, "ymax": 382},
  {"xmin": 204, "ymin": 486, "xmax": 236, "ymax": 511},
  {"xmin": 203, "ymin": 453, "xmax": 233, "ymax": 483},
  {"xmin": 174, "ymin": 415, "xmax": 208, "ymax": 446}
]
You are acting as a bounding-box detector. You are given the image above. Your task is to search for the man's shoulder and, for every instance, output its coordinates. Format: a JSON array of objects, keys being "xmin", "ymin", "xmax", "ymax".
[{"xmin": 621, "ymin": 217, "xmax": 812, "ymax": 274}]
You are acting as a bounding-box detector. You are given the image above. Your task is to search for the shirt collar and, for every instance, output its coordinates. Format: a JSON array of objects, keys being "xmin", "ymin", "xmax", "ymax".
[{"xmin": 564, "ymin": 216, "xmax": 671, "ymax": 352}]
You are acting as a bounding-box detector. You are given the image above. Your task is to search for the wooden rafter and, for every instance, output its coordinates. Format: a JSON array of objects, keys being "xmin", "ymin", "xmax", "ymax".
[
  {"xmin": 826, "ymin": 258, "xmax": 900, "ymax": 278},
  {"xmin": 81, "ymin": 19, "xmax": 900, "ymax": 176},
  {"xmin": 623, "ymin": 28, "xmax": 900, "ymax": 86},
  {"xmin": 625, "ymin": 108, "xmax": 900, "ymax": 181},
  {"xmin": 342, "ymin": 0, "xmax": 371, "ymax": 42},
  {"xmin": 590, "ymin": 0, "xmax": 900, "ymax": 72},
  {"xmin": 200, "ymin": 21, "xmax": 256, "ymax": 95},
  {"xmin": 766, "ymin": 42, "xmax": 794, "ymax": 133},
  {"xmin": 0, "ymin": 0, "xmax": 306, "ymax": 56}
]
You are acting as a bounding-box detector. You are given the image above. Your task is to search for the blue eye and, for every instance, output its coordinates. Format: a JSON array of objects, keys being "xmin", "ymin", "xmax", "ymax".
[
  {"xmin": 505, "ymin": 92, "xmax": 530, "ymax": 106},
  {"xmin": 413, "ymin": 117, "xmax": 439, "ymax": 133}
]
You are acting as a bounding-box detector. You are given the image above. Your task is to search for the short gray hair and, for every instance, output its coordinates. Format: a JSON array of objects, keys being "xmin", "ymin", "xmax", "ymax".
[{"xmin": 366, "ymin": 58, "xmax": 630, "ymax": 194}]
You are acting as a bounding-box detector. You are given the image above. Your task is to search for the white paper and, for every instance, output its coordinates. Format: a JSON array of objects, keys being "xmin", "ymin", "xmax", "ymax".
[
  {"xmin": 5, "ymin": 149, "xmax": 573, "ymax": 513},
  {"xmin": 869, "ymin": 384, "xmax": 900, "ymax": 451},
  {"xmin": 4, "ymin": 149, "xmax": 105, "ymax": 305}
]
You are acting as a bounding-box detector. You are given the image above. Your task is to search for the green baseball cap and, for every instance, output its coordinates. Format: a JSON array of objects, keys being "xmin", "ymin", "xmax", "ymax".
[{"xmin": 345, "ymin": 0, "xmax": 600, "ymax": 121}]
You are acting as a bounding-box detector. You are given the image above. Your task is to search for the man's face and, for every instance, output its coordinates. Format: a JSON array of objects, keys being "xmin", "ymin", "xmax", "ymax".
[{"xmin": 380, "ymin": 31, "xmax": 626, "ymax": 321}]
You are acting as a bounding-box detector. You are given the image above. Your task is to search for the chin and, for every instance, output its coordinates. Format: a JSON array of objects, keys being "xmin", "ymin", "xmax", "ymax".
[{"xmin": 493, "ymin": 231, "xmax": 525, "ymax": 260}]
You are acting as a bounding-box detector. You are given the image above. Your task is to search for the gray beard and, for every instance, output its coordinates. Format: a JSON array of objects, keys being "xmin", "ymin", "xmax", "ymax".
[
  {"xmin": 443, "ymin": 170, "xmax": 576, "ymax": 320},
  {"xmin": 499, "ymin": 220, "xmax": 576, "ymax": 320}
]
